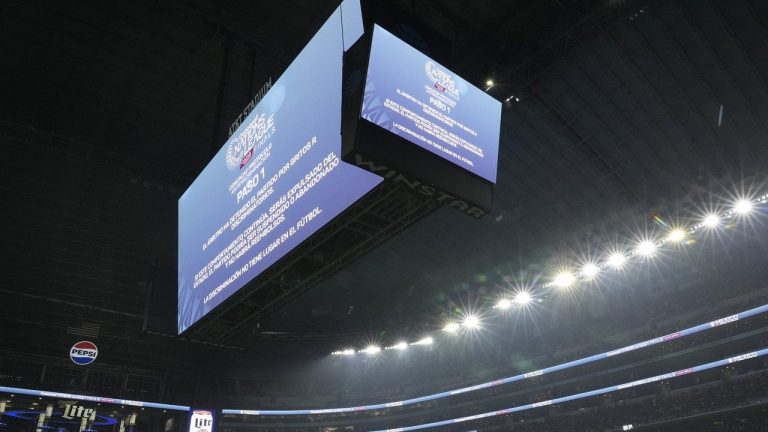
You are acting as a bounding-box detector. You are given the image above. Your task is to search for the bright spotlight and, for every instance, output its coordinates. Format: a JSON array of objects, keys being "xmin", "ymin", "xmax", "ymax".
[
  {"xmin": 413, "ymin": 337, "xmax": 434, "ymax": 346},
  {"xmin": 463, "ymin": 315, "xmax": 481, "ymax": 329},
  {"xmin": 734, "ymin": 200, "xmax": 753, "ymax": 215},
  {"xmin": 443, "ymin": 322, "xmax": 460, "ymax": 333},
  {"xmin": 636, "ymin": 241, "xmax": 657, "ymax": 256},
  {"xmin": 514, "ymin": 291, "xmax": 532, "ymax": 305},
  {"xmin": 363, "ymin": 345, "xmax": 381, "ymax": 355},
  {"xmin": 332, "ymin": 349, "xmax": 355, "ymax": 356},
  {"xmin": 553, "ymin": 271, "xmax": 575, "ymax": 288},
  {"xmin": 496, "ymin": 298, "xmax": 513, "ymax": 310},
  {"xmin": 607, "ymin": 252, "xmax": 626, "ymax": 269},
  {"xmin": 393, "ymin": 342, "xmax": 408, "ymax": 350},
  {"xmin": 581, "ymin": 263, "xmax": 599, "ymax": 279},
  {"xmin": 486, "ymin": 79, "xmax": 494, "ymax": 87},
  {"xmin": 667, "ymin": 228, "xmax": 686, "ymax": 242},
  {"xmin": 702, "ymin": 214, "xmax": 720, "ymax": 228}
]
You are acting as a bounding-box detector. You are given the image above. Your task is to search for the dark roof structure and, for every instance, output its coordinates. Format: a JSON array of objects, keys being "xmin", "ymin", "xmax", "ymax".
[{"xmin": 2, "ymin": 0, "xmax": 768, "ymax": 408}]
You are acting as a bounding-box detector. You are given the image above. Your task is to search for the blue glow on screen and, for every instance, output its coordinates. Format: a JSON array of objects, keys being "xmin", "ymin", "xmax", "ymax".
[
  {"xmin": 362, "ymin": 25, "xmax": 501, "ymax": 183},
  {"xmin": 177, "ymin": 1, "xmax": 380, "ymax": 334}
]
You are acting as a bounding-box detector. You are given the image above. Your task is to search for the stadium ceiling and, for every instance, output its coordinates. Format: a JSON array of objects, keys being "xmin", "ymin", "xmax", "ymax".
[{"xmin": 2, "ymin": 0, "xmax": 768, "ymax": 373}]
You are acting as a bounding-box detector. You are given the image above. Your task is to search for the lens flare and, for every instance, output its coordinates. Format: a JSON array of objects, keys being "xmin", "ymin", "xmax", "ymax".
[
  {"xmin": 553, "ymin": 271, "xmax": 575, "ymax": 288},
  {"xmin": 607, "ymin": 252, "xmax": 626, "ymax": 269},
  {"xmin": 443, "ymin": 322, "xmax": 460, "ymax": 333},
  {"xmin": 463, "ymin": 315, "xmax": 481, "ymax": 329},
  {"xmin": 667, "ymin": 228, "xmax": 686, "ymax": 242},
  {"xmin": 515, "ymin": 291, "xmax": 532, "ymax": 305},
  {"xmin": 702, "ymin": 214, "xmax": 720, "ymax": 228},
  {"xmin": 636, "ymin": 241, "xmax": 657, "ymax": 256},
  {"xmin": 734, "ymin": 200, "xmax": 753, "ymax": 215}
]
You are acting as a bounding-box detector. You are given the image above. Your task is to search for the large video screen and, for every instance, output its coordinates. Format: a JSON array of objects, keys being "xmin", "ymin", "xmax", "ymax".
[
  {"xmin": 177, "ymin": 4, "xmax": 381, "ymax": 333},
  {"xmin": 361, "ymin": 25, "xmax": 501, "ymax": 183}
]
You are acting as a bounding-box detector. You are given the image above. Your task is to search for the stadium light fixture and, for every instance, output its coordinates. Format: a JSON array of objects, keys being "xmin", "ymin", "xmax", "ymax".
[
  {"xmin": 463, "ymin": 315, "xmax": 481, "ymax": 329},
  {"xmin": 496, "ymin": 298, "xmax": 513, "ymax": 310},
  {"xmin": 636, "ymin": 240, "xmax": 657, "ymax": 257},
  {"xmin": 514, "ymin": 291, "xmax": 532, "ymax": 305},
  {"xmin": 393, "ymin": 342, "xmax": 408, "ymax": 350},
  {"xmin": 581, "ymin": 263, "xmax": 599, "ymax": 279},
  {"xmin": 363, "ymin": 345, "xmax": 381, "ymax": 355},
  {"xmin": 553, "ymin": 271, "xmax": 575, "ymax": 288},
  {"xmin": 443, "ymin": 322, "xmax": 460, "ymax": 333},
  {"xmin": 607, "ymin": 252, "xmax": 626, "ymax": 269},
  {"xmin": 412, "ymin": 337, "xmax": 434, "ymax": 346},
  {"xmin": 702, "ymin": 214, "xmax": 720, "ymax": 228},
  {"xmin": 332, "ymin": 349, "xmax": 355, "ymax": 356},
  {"xmin": 667, "ymin": 228, "xmax": 686, "ymax": 242},
  {"xmin": 734, "ymin": 199, "xmax": 753, "ymax": 215}
]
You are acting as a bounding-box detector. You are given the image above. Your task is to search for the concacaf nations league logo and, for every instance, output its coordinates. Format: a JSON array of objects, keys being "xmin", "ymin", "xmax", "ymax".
[
  {"xmin": 225, "ymin": 111, "xmax": 276, "ymax": 171},
  {"xmin": 69, "ymin": 341, "xmax": 98, "ymax": 365},
  {"xmin": 225, "ymin": 83, "xmax": 284, "ymax": 172},
  {"xmin": 424, "ymin": 61, "xmax": 459, "ymax": 101}
]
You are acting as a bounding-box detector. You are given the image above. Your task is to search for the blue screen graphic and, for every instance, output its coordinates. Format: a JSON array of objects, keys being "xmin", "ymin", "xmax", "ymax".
[
  {"xmin": 361, "ymin": 25, "xmax": 501, "ymax": 183},
  {"xmin": 178, "ymin": 3, "xmax": 381, "ymax": 333}
]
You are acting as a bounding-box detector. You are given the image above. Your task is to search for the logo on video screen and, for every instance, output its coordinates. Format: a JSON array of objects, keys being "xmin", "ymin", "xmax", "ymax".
[
  {"xmin": 225, "ymin": 112, "xmax": 276, "ymax": 171},
  {"xmin": 69, "ymin": 341, "xmax": 98, "ymax": 365},
  {"xmin": 424, "ymin": 61, "xmax": 459, "ymax": 101}
]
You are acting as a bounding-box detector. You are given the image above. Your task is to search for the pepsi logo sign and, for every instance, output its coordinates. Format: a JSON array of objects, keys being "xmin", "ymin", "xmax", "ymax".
[{"xmin": 70, "ymin": 341, "xmax": 98, "ymax": 365}]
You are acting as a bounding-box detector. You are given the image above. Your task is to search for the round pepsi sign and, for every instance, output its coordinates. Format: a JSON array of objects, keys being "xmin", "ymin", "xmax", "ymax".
[{"xmin": 69, "ymin": 341, "xmax": 98, "ymax": 365}]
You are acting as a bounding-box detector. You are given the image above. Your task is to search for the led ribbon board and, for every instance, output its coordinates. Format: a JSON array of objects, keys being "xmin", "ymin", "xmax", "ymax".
[
  {"xmin": 222, "ymin": 303, "xmax": 768, "ymax": 415},
  {"xmin": 177, "ymin": 1, "xmax": 380, "ymax": 333},
  {"xmin": 370, "ymin": 347, "xmax": 768, "ymax": 432},
  {"xmin": 0, "ymin": 387, "xmax": 189, "ymax": 411},
  {"xmin": 361, "ymin": 25, "xmax": 501, "ymax": 183}
]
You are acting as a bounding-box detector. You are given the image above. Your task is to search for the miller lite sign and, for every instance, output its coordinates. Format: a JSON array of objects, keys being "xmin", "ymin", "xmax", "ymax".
[
  {"xmin": 69, "ymin": 341, "xmax": 98, "ymax": 365},
  {"xmin": 59, "ymin": 401, "xmax": 96, "ymax": 421},
  {"xmin": 188, "ymin": 410, "xmax": 215, "ymax": 432}
]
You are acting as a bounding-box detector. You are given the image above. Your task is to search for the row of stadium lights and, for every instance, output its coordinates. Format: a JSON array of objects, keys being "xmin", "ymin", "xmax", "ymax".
[
  {"xmin": 332, "ymin": 196, "xmax": 766, "ymax": 356},
  {"xmin": 333, "ymin": 336, "xmax": 437, "ymax": 356}
]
